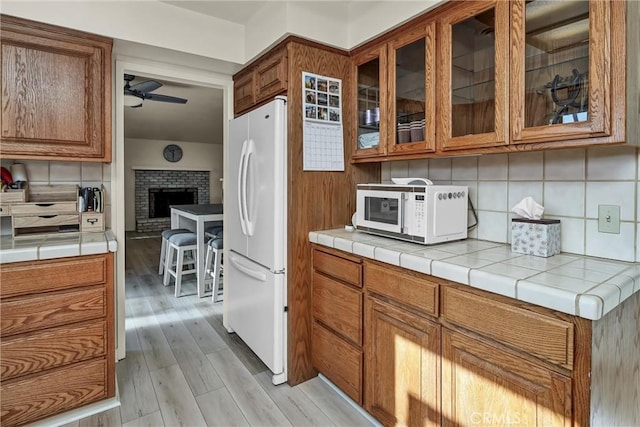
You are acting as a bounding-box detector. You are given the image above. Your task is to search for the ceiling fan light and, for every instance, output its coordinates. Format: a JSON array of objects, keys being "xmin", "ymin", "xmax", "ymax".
[{"xmin": 124, "ymin": 94, "xmax": 143, "ymax": 107}]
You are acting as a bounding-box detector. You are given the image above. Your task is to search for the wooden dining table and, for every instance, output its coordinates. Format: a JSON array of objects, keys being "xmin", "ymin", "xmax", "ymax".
[{"xmin": 170, "ymin": 203, "xmax": 223, "ymax": 297}]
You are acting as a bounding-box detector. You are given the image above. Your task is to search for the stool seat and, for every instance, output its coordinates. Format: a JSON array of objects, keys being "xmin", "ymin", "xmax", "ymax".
[
  {"xmin": 205, "ymin": 225, "xmax": 223, "ymax": 240},
  {"xmin": 158, "ymin": 228, "xmax": 192, "ymax": 275},
  {"xmin": 208, "ymin": 237, "xmax": 223, "ymax": 250},
  {"xmin": 169, "ymin": 232, "xmax": 197, "ymax": 246}
]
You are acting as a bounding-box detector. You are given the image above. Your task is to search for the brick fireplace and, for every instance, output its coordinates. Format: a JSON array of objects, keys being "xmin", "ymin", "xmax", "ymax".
[{"xmin": 135, "ymin": 170, "xmax": 209, "ymax": 232}]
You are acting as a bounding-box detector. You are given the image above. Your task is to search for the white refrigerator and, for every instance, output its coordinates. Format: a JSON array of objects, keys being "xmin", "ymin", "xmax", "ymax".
[{"xmin": 225, "ymin": 96, "xmax": 287, "ymax": 385}]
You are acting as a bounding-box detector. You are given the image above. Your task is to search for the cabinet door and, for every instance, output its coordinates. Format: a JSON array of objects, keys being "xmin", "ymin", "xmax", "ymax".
[
  {"xmin": 442, "ymin": 329, "xmax": 572, "ymax": 427},
  {"xmin": 234, "ymin": 70, "xmax": 255, "ymax": 116},
  {"xmin": 0, "ymin": 16, "xmax": 111, "ymax": 162},
  {"xmin": 388, "ymin": 22, "xmax": 436, "ymax": 155},
  {"xmin": 352, "ymin": 45, "xmax": 388, "ymax": 159},
  {"xmin": 365, "ymin": 296, "xmax": 440, "ymax": 427},
  {"xmin": 255, "ymin": 48, "xmax": 287, "ymax": 102},
  {"xmin": 438, "ymin": 1, "xmax": 509, "ymax": 151},
  {"xmin": 511, "ymin": 0, "xmax": 611, "ymax": 143}
]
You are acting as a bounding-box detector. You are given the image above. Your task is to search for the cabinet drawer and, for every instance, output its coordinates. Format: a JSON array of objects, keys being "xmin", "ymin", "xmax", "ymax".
[
  {"xmin": 0, "ymin": 255, "xmax": 108, "ymax": 298},
  {"xmin": 441, "ymin": 286, "xmax": 574, "ymax": 369},
  {"xmin": 365, "ymin": 261, "xmax": 439, "ymax": 317},
  {"xmin": 80, "ymin": 212, "xmax": 105, "ymax": 232},
  {"xmin": 1, "ymin": 320, "xmax": 106, "ymax": 381},
  {"xmin": 1, "ymin": 287, "xmax": 106, "ymax": 337},
  {"xmin": 10, "ymin": 202, "xmax": 77, "ymax": 215},
  {"xmin": 313, "ymin": 271, "xmax": 362, "ymax": 346},
  {"xmin": 313, "ymin": 249, "xmax": 362, "ymax": 287},
  {"xmin": 13, "ymin": 213, "xmax": 78, "ymax": 228},
  {"xmin": 1, "ymin": 358, "xmax": 107, "ymax": 427},
  {"xmin": 0, "ymin": 205, "xmax": 10, "ymax": 216},
  {"xmin": 312, "ymin": 322, "xmax": 362, "ymax": 404}
]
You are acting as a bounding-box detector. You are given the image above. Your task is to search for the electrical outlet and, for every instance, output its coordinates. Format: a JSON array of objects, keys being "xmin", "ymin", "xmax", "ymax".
[{"xmin": 598, "ymin": 205, "xmax": 620, "ymax": 234}]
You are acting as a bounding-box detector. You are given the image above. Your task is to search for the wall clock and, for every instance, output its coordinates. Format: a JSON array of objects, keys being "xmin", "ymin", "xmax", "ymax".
[{"xmin": 163, "ymin": 144, "xmax": 183, "ymax": 162}]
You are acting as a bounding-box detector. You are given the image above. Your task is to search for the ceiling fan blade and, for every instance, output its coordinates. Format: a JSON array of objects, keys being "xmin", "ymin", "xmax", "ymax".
[
  {"xmin": 130, "ymin": 80, "xmax": 162, "ymax": 93},
  {"xmin": 144, "ymin": 93, "xmax": 188, "ymax": 104}
]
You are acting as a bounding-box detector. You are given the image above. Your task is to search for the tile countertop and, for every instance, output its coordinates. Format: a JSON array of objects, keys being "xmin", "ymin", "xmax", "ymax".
[
  {"xmin": 309, "ymin": 228, "xmax": 640, "ymax": 321},
  {"xmin": 0, "ymin": 230, "xmax": 118, "ymax": 264}
]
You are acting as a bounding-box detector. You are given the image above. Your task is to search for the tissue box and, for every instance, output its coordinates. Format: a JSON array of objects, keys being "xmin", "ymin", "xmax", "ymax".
[{"xmin": 511, "ymin": 218, "xmax": 561, "ymax": 257}]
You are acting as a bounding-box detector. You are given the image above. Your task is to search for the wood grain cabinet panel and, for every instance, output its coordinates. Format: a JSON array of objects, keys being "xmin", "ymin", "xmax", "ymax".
[
  {"xmin": 1, "ymin": 358, "xmax": 108, "ymax": 427},
  {"xmin": 312, "ymin": 322, "xmax": 363, "ymax": 404},
  {"xmin": 1, "ymin": 320, "xmax": 106, "ymax": 380},
  {"xmin": 365, "ymin": 296, "xmax": 441, "ymax": 427},
  {"xmin": 312, "ymin": 248, "xmax": 362, "ymax": 287},
  {"xmin": 441, "ymin": 286, "xmax": 574, "ymax": 369},
  {"xmin": 0, "ymin": 15, "xmax": 112, "ymax": 162},
  {"xmin": 442, "ymin": 329, "xmax": 572, "ymax": 427},
  {"xmin": 312, "ymin": 271, "xmax": 362, "ymax": 345},
  {"xmin": 233, "ymin": 71, "xmax": 255, "ymax": 115},
  {"xmin": 366, "ymin": 261, "xmax": 438, "ymax": 318},
  {"xmin": 0, "ymin": 253, "xmax": 115, "ymax": 426},
  {"xmin": 255, "ymin": 48, "xmax": 287, "ymax": 100}
]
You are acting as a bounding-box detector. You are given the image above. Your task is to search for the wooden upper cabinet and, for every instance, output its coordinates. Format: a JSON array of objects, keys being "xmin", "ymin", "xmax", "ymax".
[
  {"xmin": 437, "ymin": 0, "xmax": 509, "ymax": 151},
  {"xmin": 352, "ymin": 45, "xmax": 388, "ymax": 159},
  {"xmin": 510, "ymin": 0, "xmax": 612, "ymax": 144},
  {"xmin": 0, "ymin": 15, "xmax": 112, "ymax": 162},
  {"xmin": 233, "ymin": 46, "xmax": 287, "ymax": 116},
  {"xmin": 388, "ymin": 23, "xmax": 436, "ymax": 155}
]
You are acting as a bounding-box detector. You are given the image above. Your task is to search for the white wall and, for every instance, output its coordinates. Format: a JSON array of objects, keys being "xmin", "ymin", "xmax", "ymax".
[
  {"xmin": 0, "ymin": 1, "xmax": 245, "ymax": 64},
  {"xmin": 124, "ymin": 138, "xmax": 223, "ymax": 231},
  {"xmin": 382, "ymin": 146, "xmax": 640, "ymax": 262}
]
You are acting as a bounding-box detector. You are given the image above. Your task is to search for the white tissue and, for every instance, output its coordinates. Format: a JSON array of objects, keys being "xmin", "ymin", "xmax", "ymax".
[{"xmin": 511, "ymin": 196, "xmax": 544, "ymax": 220}]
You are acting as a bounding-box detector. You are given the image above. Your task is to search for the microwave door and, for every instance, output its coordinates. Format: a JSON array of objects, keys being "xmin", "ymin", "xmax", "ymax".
[{"xmin": 358, "ymin": 190, "xmax": 404, "ymax": 234}]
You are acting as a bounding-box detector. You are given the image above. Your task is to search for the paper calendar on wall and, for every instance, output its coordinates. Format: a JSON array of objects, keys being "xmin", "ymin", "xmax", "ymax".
[{"xmin": 302, "ymin": 71, "xmax": 345, "ymax": 171}]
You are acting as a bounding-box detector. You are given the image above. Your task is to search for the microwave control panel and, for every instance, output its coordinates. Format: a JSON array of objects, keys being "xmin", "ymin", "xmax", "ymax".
[{"xmin": 414, "ymin": 194, "xmax": 425, "ymax": 236}]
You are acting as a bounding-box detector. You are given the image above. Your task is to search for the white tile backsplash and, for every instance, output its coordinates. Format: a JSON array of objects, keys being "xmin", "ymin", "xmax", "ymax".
[
  {"xmin": 428, "ymin": 158, "xmax": 452, "ymax": 181},
  {"xmin": 587, "ymin": 146, "xmax": 637, "ymax": 180},
  {"xmin": 478, "ymin": 154, "xmax": 508, "ymax": 180},
  {"xmin": 509, "ymin": 152, "xmax": 543, "ymax": 181},
  {"xmin": 389, "ymin": 161, "xmax": 409, "ymax": 180},
  {"xmin": 396, "ymin": 147, "xmax": 640, "ymax": 262},
  {"xmin": 478, "ymin": 181, "xmax": 508, "ymax": 211},
  {"xmin": 50, "ymin": 162, "xmax": 81, "ymax": 182},
  {"xmin": 585, "ymin": 181, "xmax": 635, "ymax": 221},
  {"xmin": 81, "ymin": 162, "xmax": 103, "ymax": 182},
  {"xmin": 544, "ymin": 148, "xmax": 585, "ymax": 180},
  {"xmin": 543, "ymin": 182, "xmax": 585, "ymax": 217},
  {"xmin": 21, "ymin": 160, "xmax": 49, "ymax": 182},
  {"xmin": 407, "ymin": 158, "xmax": 429, "ymax": 179},
  {"xmin": 452, "ymin": 156, "xmax": 478, "ymax": 180}
]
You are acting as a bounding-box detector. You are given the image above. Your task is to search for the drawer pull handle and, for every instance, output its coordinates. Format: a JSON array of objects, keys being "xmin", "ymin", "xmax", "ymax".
[
  {"xmin": 35, "ymin": 203, "xmax": 54, "ymax": 207},
  {"xmin": 39, "ymin": 215, "xmax": 57, "ymax": 219},
  {"xmin": 86, "ymin": 218, "xmax": 99, "ymax": 224}
]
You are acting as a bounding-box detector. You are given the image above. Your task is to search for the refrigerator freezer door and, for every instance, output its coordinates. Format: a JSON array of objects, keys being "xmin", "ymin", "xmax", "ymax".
[
  {"xmin": 227, "ymin": 250, "xmax": 285, "ymax": 378},
  {"xmin": 244, "ymin": 99, "xmax": 287, "ymax": 272},
  {"xmin": 228, "ymin": 112, "xmax": 249, "ymax": 257}
]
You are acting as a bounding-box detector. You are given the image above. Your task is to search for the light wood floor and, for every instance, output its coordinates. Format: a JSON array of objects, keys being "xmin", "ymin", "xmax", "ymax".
[{"xmin": 62, "ymin": 234, "xmax": 373, "ymax": 427}]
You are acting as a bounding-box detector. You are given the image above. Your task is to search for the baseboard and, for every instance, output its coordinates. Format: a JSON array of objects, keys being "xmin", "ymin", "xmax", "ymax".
[{"xmin": 317, "ymin": 373, "xmax": 382, "ymax": 427}]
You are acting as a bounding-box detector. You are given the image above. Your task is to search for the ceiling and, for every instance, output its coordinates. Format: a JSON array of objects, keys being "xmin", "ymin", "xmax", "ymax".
[
  {"xmin": 124, "ymin": 75, "xmax": 224, "ymax": 144},
  {"xmin": 162, "ymin": 1, "xmax": 266, "ymax": 24}
]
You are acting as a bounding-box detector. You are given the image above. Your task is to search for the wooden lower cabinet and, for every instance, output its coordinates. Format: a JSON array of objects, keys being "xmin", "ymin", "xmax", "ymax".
[
  {"xmin": 0, "ymin": 253, "xmax": 115, "ymax": 426},
  {"xmin": 442, "ymin": 329, "xmax": 572, "ymax": 427},
  {"xmin": 365, "ymin": 296, "xmax": 440, "ymax": 427}
]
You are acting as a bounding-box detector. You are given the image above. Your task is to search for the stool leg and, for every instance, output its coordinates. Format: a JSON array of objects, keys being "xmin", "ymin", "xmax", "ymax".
[
  {"xmin": 159, "ymin": 237, "xmax": 167, "ymax": 275},
  {"xmin": 163, "ymin": 244, "xmax": 174, "ymax": 287},
  {"xmin": 175, "ymin": 247, "xmax": 184, "ymax": 297},
  {"xmin": 212, "ymin": 249, "xmax": 222, "ymax": 303}
]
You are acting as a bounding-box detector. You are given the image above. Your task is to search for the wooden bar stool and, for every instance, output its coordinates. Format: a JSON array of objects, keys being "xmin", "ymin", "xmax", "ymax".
[
  {"xmin": 204, "ymin": 237, "xmax": 223, "ymax": 302},
  {"xmin": 158, "ymin": 228, "xmax": 191, "ymax": 275},
  {"xmin": 163, "ymin": 232, "xmax": 197, "ymax": 297}
]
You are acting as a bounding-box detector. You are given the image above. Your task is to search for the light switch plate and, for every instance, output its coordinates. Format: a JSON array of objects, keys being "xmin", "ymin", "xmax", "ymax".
[{"xmin": 598, "ymin": 205, "xmax": 620, "ymax": 234}]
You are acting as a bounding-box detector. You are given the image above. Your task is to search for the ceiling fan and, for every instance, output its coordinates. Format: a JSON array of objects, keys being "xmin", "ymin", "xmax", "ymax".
[{"xmin": 124, "ymin": 74, "xmax": 188, "ymax": 108}]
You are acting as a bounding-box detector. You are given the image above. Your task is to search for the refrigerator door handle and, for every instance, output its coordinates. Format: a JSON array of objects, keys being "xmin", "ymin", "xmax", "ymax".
[
  {"xmin": 229, "ymin": 253, "xmax": 267, "ymax": 282},
  {"xmin": 237, "ymin": 139, "xmax": 248, "ymax": 236},
  {"xmin": 244, "ymin": 139, "xmax": 256, "ymax": 236}
]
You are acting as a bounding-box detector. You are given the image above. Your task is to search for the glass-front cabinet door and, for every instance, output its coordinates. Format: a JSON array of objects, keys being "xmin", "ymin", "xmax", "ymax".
[
  {"xmin": 388, "ymin": 23, "xmax": 436, "ymax": 155},
  {"xmin": 511, "ymin": 0, "xmax": 611, "ymax": 143},
  {"xmin": 353, "ymin": 45, "xmax": 388, "ymax": 159},
  {"xmin": 438, "ymin": 0, "xmax": 509, "ymax": 151}
]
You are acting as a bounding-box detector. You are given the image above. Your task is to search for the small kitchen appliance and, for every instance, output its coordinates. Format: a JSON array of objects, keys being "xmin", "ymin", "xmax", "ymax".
[{"xmin": 356, "ymin": 178, "xmax": 468, "ymax": 244}]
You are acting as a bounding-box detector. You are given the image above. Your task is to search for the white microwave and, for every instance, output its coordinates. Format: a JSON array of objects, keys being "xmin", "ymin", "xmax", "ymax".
[{"xmin": 355, "ymin": 181, "xmax": 468, "ymax": 244}]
